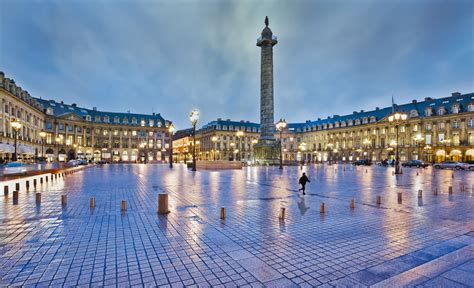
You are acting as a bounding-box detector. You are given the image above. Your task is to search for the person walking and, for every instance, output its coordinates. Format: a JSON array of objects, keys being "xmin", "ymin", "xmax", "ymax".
[{"xmin": 298, "ymin": 172, "xmax": 310, "ymax": 195}]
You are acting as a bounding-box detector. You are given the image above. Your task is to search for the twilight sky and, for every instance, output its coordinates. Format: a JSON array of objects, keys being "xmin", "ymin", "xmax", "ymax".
[{"xmin": 1, "ymin": 0, "xmax": 473, "ymax": 129}]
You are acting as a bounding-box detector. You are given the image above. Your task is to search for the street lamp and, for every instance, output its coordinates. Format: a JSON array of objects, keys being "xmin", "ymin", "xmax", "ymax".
[
  {"xmin": 251, "ymin": 139, "xmax": 258, "ymax": 164},
  {"xmin": 363, "ymin": 138, "xmax": 370, "ymax": 160},
  {"xmin": 55, "ymin": 136, "xmax": 61, "ymax": 162},
  {"xmin": 413, "ymin": 133, "xmax": 424, "ymax": 161},
  {"xmin": 441, "ymin": 138, "xmax": 451, "ymax": 161},
  {"xmin": 189, "ymin": 109, "xmax": 199, "ymax": 171},
  {"xmin": 236, "ymin": 130, "xmax": 244, "ymax": 161},
  {"xmin": 327, "ymin": 143, "xmax": 334, "ymax": 165},
  {"xmin": 211, "ymin": 136, "xmax": 218, "ymax": 161},
  {"xmin": 169, "ymin": 124, "xmax": 175, "ymax": 168},
  {"xmin": 39, "ymin": 130, "xmax": 46, "ymax": 159},
  {"xmin": 388, "ymin": 112, "xmax": 408, "ymax": 174},
  {"xmin": 299, "ymin": 142, "xmax": 307, "ymax": 166},
  {"xmin": 10, "ymin": 119, "xmax": 22, "ymax": 161},
  {"xmin": 276, "ymin": 119, "xmax": 287, "ymax": 169}
]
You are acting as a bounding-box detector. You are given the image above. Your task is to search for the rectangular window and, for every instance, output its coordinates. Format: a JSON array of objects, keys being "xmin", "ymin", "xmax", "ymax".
[{"xmin": 425, "ymin": 134, "xmax": 432, "ymax": 145}]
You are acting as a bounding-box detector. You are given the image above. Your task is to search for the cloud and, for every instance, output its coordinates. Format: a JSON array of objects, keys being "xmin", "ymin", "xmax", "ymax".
[{"xmin": 0, "ymin": 0, "xmax": 472, "ymax": 129}]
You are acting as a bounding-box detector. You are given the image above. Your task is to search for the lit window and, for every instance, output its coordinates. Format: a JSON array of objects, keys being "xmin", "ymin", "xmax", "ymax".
[
  {"xmin": 140, "ymin": 119, "xmax": 145, "ymax": 127},
  {"xmin": 132, "ymin": 130, "xmax": 137, "ymax": 136}
]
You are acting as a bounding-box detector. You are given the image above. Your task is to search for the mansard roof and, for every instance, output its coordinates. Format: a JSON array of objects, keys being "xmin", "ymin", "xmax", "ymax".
[{"xmin": 35, "ymin": 98, "xmax": 169, "ymax": 127}]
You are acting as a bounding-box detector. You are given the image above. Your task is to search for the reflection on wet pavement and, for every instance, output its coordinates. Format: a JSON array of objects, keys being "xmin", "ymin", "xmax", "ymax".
[{"xmin": 1, "ymin": 164, "xmax": 473, "ymax": 287}]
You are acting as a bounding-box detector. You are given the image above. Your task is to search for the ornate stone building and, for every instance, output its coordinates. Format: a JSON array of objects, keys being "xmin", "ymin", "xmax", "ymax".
[
  {"xmin": 0, "ymin": 72, "xmax": 172, "ymax": 162},
  {"xmin": 0, "ymin": 72, "xmax": 45, "ymax": 160},
  {"xmin": 188, "ymin": 92, "xmax": 474, "ymax": 164}
]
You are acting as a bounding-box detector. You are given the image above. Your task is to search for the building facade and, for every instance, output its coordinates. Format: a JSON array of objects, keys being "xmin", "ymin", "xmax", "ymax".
[
  {"xmin": 0, "ymin": 72, "xmax": 45, "ymax": 161},
  {"xmin": 0, "ymin": 72, "xmax": 172, "ymax": 163},
  {"xmin": 184, "ymin": 92, "xmax": 474, "ymax": 164}
]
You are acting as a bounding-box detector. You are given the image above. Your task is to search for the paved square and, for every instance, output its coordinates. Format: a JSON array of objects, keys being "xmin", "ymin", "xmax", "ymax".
[{"xmin": 1, "ymin": 164, "xmax": 473, "ymax": 287}]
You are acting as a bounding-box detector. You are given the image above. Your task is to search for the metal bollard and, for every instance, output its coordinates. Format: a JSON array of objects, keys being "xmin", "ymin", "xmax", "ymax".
[
  {"xmin": 61, "ymin": 195, "xmax": 67, "ymax": 206},
  {"xmin": 320, "ymin": 202, "xmax": 325, "ymax": 214},
  {"xmin": 350, "ymin": 199, "xmax": 355, "ymax": 209},
  {"xmin": 452, "ymin": 173, "xmax": 454, "ymax": 179},
  {"xmin": 279, "ymin": 207, "xmax": 286, "ymax": 220},
  {"xmin": 397, "ymin": 192, "xmax": 402, "ymax": 203},
  {"xmin": 4, "ymin": 186, "xmax": 8, "ymax": 196},
  {"xmin": 416, "ymin": 172, "xmax": 419, "ymax": 176},
  {"xmin": 36, "ymin": 193, "xmax": 41, "ymax": 204},
  {"xmin": 433, "ymin": 187, "xmax": 438, "ymax": 195},
  {"xmin": 460, "ymin": 184, "xmax": 465, "ymax": 192},
  {"xmin": 376, "ymin": 195, "xmax": 382, "ymax": 205},
  {"xmin": 55, "ymin": 174, "xmax": 58, "ymax": 179},
  {"xmin": 418, "ymin": 189, "xmax": 423, "ymax": 198},
  {"xmin": 121, "ymin": 200, "xmax": 126, "ymax": 211},
  {"xmin": 90, "ymin": 197, "xmax": 95, "ymax": 208},
  {"xmin": 13, "ymin": 191, "xmax": 19, "ymax": 203},
  {"xmin": 15, "ymin": 183, "xmax": 20, "ymax": 191},
  {"xmin": 366, "ymin": 169, "xmax": 368, "ymax": 173},
  {"xmin": 26, "ymin": 181, "xmax": 30, "ymax": 191},
  {"xmin": 41, "ymin": 177, "xmax": 44, "ymax": 184},
  {"xmin": 449, "ymin": 186, "xmax": 453, "ymax": 195},
  {"xmin": 51, "ymin": 175, "xmax": 53, "ymax": 181},
  {"xmin": 33, "ymin": 179, "xmax": 37, "ymax": 188},
  {"xmin": 158, "ymin": 194, "xmax": 169, "ymax": 214},
  {"xmin": 220, "ymin": 207, "xmax": 226, "ymax": 220}
]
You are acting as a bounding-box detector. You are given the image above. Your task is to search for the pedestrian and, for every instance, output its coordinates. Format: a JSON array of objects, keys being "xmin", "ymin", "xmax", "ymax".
[{"xmin": 298, "ymin": 172, "xmax": 310, "ymax": 195}]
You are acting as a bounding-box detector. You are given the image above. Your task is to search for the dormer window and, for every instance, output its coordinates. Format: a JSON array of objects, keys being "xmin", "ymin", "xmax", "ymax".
[
  {"xmin": 425, "ymin": 108, "xmax": 433, "ymax": 117},
  {"xmin": 149, "ymin": 120, "xmax": 154, "ymax": 127},
  {"xmin": 157, "ymin": 121, "xmax": 162, "ymax": 127},
  {"xmin": 140, "ymin": 119, "xmax": 145, "ymax": 127},
  {"xmin": 370, "ymin": 116, "xmax": 376, "ymax": 123},
  {"xmin": 355, "ymin": 119, "xmax": 361, "ymax": 125},
  {"xmin": 95, "ymin": 116, "xmax": 101, "ymax": 122},
  {"xmin": 437, "ymin": 107, "xmax": 445, "ymax": 116},
  {"xmin": 131, "ymin": 117, "xmax": 137, "ymax": 124},
  {"xmin": 362, "ymin": 117, "xmax": 368, "ymax": 124},
  {"xmin": 410, "ymin": 109, "xmax": 418, "ymax": 118},
  {"xmin": 85, "ymin": 115, "xmax": 91, "ymax": 121},
  {"xmin": 114, "ymin": 116, "xmax": 120, "ymax": 123},
  {"xmin": 348, "ymin": 119, "xmax": 353, "ymax": 126},
  {"xmin": 104, "ymin": 115, "xmax": 110, "ymax": 123},
  {"xmin": 46, "ymin": 107, "xmax": 54, "ymax": 115},
  {"xmin": 335, "ymin": 121, "xmax": 340, "ymax": 128},
  {"xmin": 341, "ymin": 121, "xmax": 346, "ymax": 127},
  {"xmin": 452, "ymin": 104, "xmax": 460, "ymax": 114},
  {"xmin": 123, "ymin": 117, "xmax": 128, "ymax": 124},
  {"xmin": 468, "ymin": 103, "xmax": 474, "ymax": 112}
]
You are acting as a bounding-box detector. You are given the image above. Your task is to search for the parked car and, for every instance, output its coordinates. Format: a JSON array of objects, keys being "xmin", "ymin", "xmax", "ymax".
[
  {"xmin": 2, "ymin": 162, "xmax": 31, "ymax": 176},
  {"xmin": 66, "ymin": 160, "xmax": 79, "ymax": 167},
  {"xmin": 77, "ymin": 159, "xmax": 88, "ymax": 165},
  {"xmin": 433, "ymin": 161, "xmax": 468, "ymax": 170},
  {"xmin": 464, "ymin": 163, "xmax": 474, "ymax": 171},
  {"xmin": 353, "ymin": 159, "xmax": 371, "ymax": 166},
  {"xmin": 377, "ymin": 159, "xmax": 394, "ymax": 166},
  {"xmin": 401, "ymin": 160, "xmax": 429, "ymax": 168}
]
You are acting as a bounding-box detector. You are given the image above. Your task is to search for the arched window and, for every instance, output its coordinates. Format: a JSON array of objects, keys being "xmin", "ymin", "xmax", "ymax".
[
  {"xmin": 468, "ymin": 103, "xmax": 474, "ymax": 112},
  {"xmin": 425, "ymin": 108, "xmax": 433, "ymax": 117},
  {"xmin": 452, "ymin": 104, "xmax": 460, "ymax": 114},
  {"xmin": 410, "ymin": 109, "xmax": 418, "ymax": 118},
  {"xmin": 437, "ymin": 107, "xmax": 445, "ymax": 116}
]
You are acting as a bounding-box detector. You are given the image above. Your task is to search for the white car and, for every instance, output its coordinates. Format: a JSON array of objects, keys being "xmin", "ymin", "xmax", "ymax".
[
  {"xmin": 433, "ymin": 161, "xmax": 469, "ymax": 170},
  {"xmin": 2, "ymin": 162, "xmax": 31, "ymax": 176}
]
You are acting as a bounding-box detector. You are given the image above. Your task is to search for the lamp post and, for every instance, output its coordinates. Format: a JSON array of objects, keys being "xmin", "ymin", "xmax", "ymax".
[
  {"xmin": 388, "ymin": 112, "xmax": 408, "ymax": 174},
  {"xmin": 236, "ymin": 130, "xmax": 244, "ymax": 161},
  {"xmin": 169, "ymin": 124, "xmax": 175, "ymax": 168},
  {"xmin": 413, "ymin": 133, "xmax": 424, "ymax": 161},
  {"xmin": 55, "ymin": 136, "xmax": 61, "ymax": 162},
  {"xmin": 39, "ymin": 130, "xmax": 46, "ymax": 159},
  {"xmin": 251, "ymin": 139, "xmax": 258, "ymax": 164},
  {"xmin": 10, "ymin": 119, "xmax": 22, "ymax": 161},
  {"xmin": 299, "ymin": 142, "xmax": 307, "ymax": 166},
  {"xmin": 327, "ymin": 143, "xmax": 334, "ymax": 165},
  {"xmin": 363, "ymin": 138, "xmax": 370, "ymax": 160},
  {"xmin": 211, "ymin": 136, "xmax": 218, "ymax": 161},
  {"xmin": 441, "ymin": 138, "xmax": 451, "ymax": 161},
  {"xmin": 189, "ymin": 109, "xmax": 199, "ymax": 171},
  {"xmin": 276, "ymin": 119, "xmax": 287, "ymax": 169}
]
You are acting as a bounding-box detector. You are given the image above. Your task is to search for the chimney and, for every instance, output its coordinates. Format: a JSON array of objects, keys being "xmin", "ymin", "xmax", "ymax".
[
  {"xmin": 360, "ymin": 110, "xmax": 364, "ymax": 113},
  {"xmin": 424, "ymin": 97, "xmax": 433, "ymax": 101},
  {"xmin": 217, "ymin": 118, "xmax": 222, "ymax": 121},
  {"xmin": 451, "ymin": 92, "xmax": 461, "ymax": 97},
  {"xmin": 60, "ymin": 101, "xmax": 64, "ymax": 104},
  {"xmin": 412, "ymin": 100, "xmax": 417, "ymax": 104},
  {"xmin": 72, "ymin": 103, "xmax": 77, "ymax": 107},
  {"xmin": 353, "ymin": 111, "xmax": 357, "ymax": 115},
  {"xmin": 375, "ymin": 107, "xmax": 379, "ymax": 110},
  {"xmin": 93, "ymin": 107, "xmax": 97, "ymax": 111}
]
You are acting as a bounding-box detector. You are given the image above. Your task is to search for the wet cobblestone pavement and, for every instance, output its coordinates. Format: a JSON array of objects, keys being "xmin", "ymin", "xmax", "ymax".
[{"xmin": 1, "ymin": 164, "xmax": 474, "ymax": 287}]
